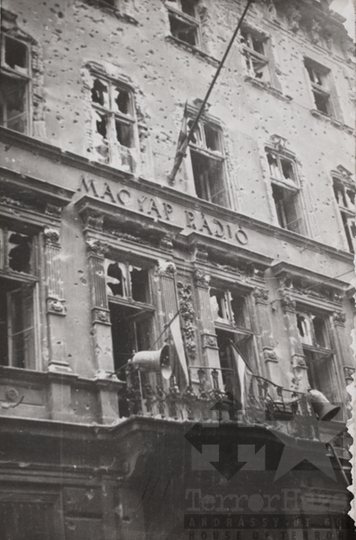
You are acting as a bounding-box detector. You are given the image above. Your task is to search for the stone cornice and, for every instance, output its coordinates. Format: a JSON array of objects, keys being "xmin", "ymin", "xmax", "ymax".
[{"xmin": 0, "ymin": 127, "xmax": 354, "ymax": 265}]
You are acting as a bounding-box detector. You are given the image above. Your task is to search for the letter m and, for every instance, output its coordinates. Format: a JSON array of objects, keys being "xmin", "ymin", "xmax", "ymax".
[{"xmin": 78, "ymin": 176, "xmax": 98, "ymax": 197}]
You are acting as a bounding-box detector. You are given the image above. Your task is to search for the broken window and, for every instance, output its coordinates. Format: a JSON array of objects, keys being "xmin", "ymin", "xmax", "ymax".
[
  {"xmin": 90, "ymin": 74, "xmax": 136, "ymax": 172},
  {"xmin": 304, "ymin": 59, "xmax": 334, "ymax": 117},
  {"xmin": 105, "ymin": 259, "xmax": 153, "ymax": 387},
  {"xmin": 332, "ymin": 176, "xmax": 355, "ymax": 253},
  {"xmin": 210, "ymin": 288, "xmax": 250, "ymax": 329},
  {"xmin": 167, "ymin": 0, "xmax": 200, "ymax": 47},
  {"xmin": 209, "ymin": 283, "xmax": 255, "ymax": 401},
  {"xmin": 240, "ymin": 29, "xmax": 270, "ymax": 82},
  {"xmin": 296, "ymin": 310, "xmax": 340, "ymax": 408},
  {"xmin": 266, "ymin": 150, "xmax": 303, "ymax": 234},
  {"xmin": 0, "ymin": 35, "xmax": 30, "ymax": 133},
  {"xmin": 188, "ymin": 118, "xmax": 228, "ymax": 207},
  {"xmin": 0, "ymin": 227, "xmax": 37, "ymax": 370}
]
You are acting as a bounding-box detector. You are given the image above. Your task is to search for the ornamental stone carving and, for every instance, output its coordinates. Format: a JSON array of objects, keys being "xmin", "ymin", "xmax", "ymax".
[
  {"xmin": 280, "ymin": 293, "xmax": 296, "ymax": 313},
  {"xmin": 270, "ymin": 134, "xmax": 288, "ymax": 152},
  {"xmin": 201, "ymin": 333, "xmax": 218, "ymax": 349},
  {"xmin": 177, "ymin": 282, "xmax": 196, "ymax": 361},
  {"xmin": 263, "ymin": 348, "xmax": 278, "ymax": 363},
  {"xmin": 92, "ymin": 308, "xmax": 111, "ymax": 325},
  {"xmin": 158, "ymin": 260, "xmax": 177, "ymax": 277},
  {"xmin": 253, "ymin": 287, "xmax": 269, "ymax": 304},
  {"xmin": 193, "ymin": 269, "xmax": 210, "ymax": 289},
  {"xmin": 86, "ymin": 239, "xmax": 109, "ymax": 257},
  {"xmin": 44, "ymin": 227, "xmax": 60, "ymax": 244},
  {"xmin": 333, "ymin": 311, "xmax": 347, "ymax": 327},
  {"xmin": 287, "ymin": 4, "xmax": 302, "ymax": 33},
  {"xmin": 159, "ymin": 236, "xmax": 174, "ymax": 251},
  {"xmin": 47, "ymin": 299, "xmax": 66, "ymax": 315}
]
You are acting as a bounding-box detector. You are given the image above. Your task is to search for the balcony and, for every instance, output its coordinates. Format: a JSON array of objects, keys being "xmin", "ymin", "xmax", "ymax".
[{"xmin": 117, "ymin": 364, "xmax": 344, "ymax": 443}]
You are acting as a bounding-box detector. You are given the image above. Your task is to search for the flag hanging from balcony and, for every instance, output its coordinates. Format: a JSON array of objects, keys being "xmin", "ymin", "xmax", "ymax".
[
  {"xmin": 170, "ymin": 313, "xmax": 189, "ymax": 389},
  {"xmin": 229, "ymin": 340, "xmax": 254, "ymax": 411}
]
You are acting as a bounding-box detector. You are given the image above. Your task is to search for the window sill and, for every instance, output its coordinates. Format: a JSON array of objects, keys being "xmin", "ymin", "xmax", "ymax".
[
  {"xmin": 165, "ymin": 35, "xmax": 219, "ymax": 67},
  {"xmin": 310, "ymin": 109, "xmax": 354, "ymax": 134},
  {"xmin": 244, "ymin": 76, "xmax": 292, "ymax": 102},
  {"xmin": 79, "ymin": 0, "xmax": 139, "ymax": 25}
]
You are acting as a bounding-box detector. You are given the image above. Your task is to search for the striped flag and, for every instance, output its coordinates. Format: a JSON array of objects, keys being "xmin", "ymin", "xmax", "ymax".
[
  {"xmin": 229, "ymin": 340, "xmax": 254, "ymax": 411},
  {"xmin": 169, "ymin": 312, "xmax": 189, "ymax": 389}
]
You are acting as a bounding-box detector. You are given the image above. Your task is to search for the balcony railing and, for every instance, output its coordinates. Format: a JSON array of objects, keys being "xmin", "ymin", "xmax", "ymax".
[{"xmin": 118, "ymin": 365, "xmax": 322, "ymax": 440}]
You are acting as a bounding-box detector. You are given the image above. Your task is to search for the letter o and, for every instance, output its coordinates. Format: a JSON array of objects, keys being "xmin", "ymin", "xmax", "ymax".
[
  {"xmin": 117, "ymin": 189, "xmax": 131, "ymax": 206},
  {"xmin": 235, "ymin": 228, "xmax": 248, "ymax": 245}
]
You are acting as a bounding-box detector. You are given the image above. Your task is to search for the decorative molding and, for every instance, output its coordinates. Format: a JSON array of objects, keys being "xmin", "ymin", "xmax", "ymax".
[
  {"xmin": 343, "ymin": 366, "xmax": 355, "ymax": 386},
  {"xmin": 333, "ymin": 311, "xmax": 347, "ymax": 327},
  {"xmin": 280, "ymin": 292, "xmax": 297, "ymax": 313},
  {"xmin": 159, "ymin": 236, "xmax": 174, "ymax": 251},
  {"xmin": 158, "ymin": 260, "xmax": 177, "ymax": 277},
  {"xmin": 270, "ymin": 134, "xmax": 288, "ymax": 152},
  {"xmin": 193, "ymin": 269, "xmax": 210, "ymax": 289},
  {"xmin": 177, "ymin": 282, "xmax": 196, "ymax": 361},
  {"xmin": 5, "ymin": 387, "xmax": 20, "ymax": 402},
  {"xmin": 45, "ymin": 203, "xmax": 62, "ymax": 218},
  {"xmin": 47, "ymin": 298, "xmax": 66, "ymax": 316},
  {"xmin": 43, "ymin": 227, "xmax": 60, "ymax": 245},
  {"xmin": 244, "ymin": 76, "xmax": 293, "ymax": 102},
  {"xmin": 254, "ymin": 287, "xmax": 269, "ymax": 305},
  {"xmin": 92, "ymin": 308, "xmax": 111, "ymax": 325},
  {"xmin": 201, "ymin": 332, "xmax": 218, "ymax": 349},
  {"xmin": 86, "ymin": 239, "xmax": 110, "ymax": 258},
  {"xmin": 292, "ymin": 354, "xmax": 307, "ymax": 369},
  {"xmin": 263, "ymin": 348, "xmax": 278, "ymax": 363}
]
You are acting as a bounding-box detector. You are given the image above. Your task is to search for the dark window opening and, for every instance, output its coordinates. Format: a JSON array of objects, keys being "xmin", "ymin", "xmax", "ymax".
[
  {"xmin": 244, "ymin": 54, "xmax": 268, "ymax": 79},
  {"xmin": 306, "ymin": 66, "xmax": 323, "ymax": 86},
  {"xmin": 271, "ymin": 184, "xmax": 300, "ymax": 233},
  {"xmin": 7, "ymin": 232, "xmax": 32, "ymax": 273},
  {"xmin": 204, "ymin": 124, "xmax": 220, "ymax": 152},
  {"xmin": 107, "ymin": 262, "xmax": 124, "ymax": 296},
  {"xmin": 110, "ymin": 303, "xmax": 151, "ymax": 416},
  {"xmin": 312, "ymin": 316, "xmax": 329, "ymax": 348},
  {"xmin": 191, "ymin": 150, "xmax": 226, "ymax": 207},
  {"xmin": 181, "ymin": 0, "xmax": 196, "ymax": 17},
  {"xmin": 95, "ymin": 112, "xmax": 107, "ymax": 138},
  {"xmin": 4, "ymin": 36, "xmax": 28, "ymax": 72},
  {"xmin": 210, "ymin": 288, "xmax": 228, "ymax": 321},
  {"xmin": 114, "ymin": 87, "xmax": 131, "ymax": 114},
  {"xmin": 251, "ymin": 36, "xmax": 265, "ymax": 55},
  {"xmin": 0, "ymin": 280, "xmax": 35, "ymax": 369},
  {"xmin": 281, "ymin": 158, "xmax": 296, "ymax": 183},
  {"xmin": 169, "ymin": 14, "xmax": 198, "ymax": 46},
  {"xmin": 130, "ymin": 267, "xmax": 149, "ymax": 303},
  {"xmin": 115, "ymin": 120, "xmax": 132, "ymax": 147},
  {"xmin": 231, "ymin": 294, "xmax": 248, "ymax": 328},
  {"xmin": 313, "ymin": 90, "xmax": 330, "ymax": 115},
  {"xmin": 91, "ymin": 77, "xmax": 108, "ymax": 107},
  {"xmin": 0, "ymin": 74, "xmax": 27, "ymax": 133},
  {"xmin": 333, "ymin": 182, "xmax": 347, "ymax": 207}
]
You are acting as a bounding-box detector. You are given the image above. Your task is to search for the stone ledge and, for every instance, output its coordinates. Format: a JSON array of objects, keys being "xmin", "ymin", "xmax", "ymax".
[
  {"xmin": 165, "ymin": 35, "xmax": 219, "ymax": 66},
  {"xmin": 310, "ymin": 109, "xmax": 354, "ymax": 134},
  {"xmin": 244, "ymin": 76, "xmax": 293, "ymax": 102}
]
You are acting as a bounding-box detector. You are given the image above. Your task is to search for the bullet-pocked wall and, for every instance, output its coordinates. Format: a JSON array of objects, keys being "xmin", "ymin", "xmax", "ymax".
[{"xmin": 0, "ymin": 0, "xmax": 354, "ymax": 395}]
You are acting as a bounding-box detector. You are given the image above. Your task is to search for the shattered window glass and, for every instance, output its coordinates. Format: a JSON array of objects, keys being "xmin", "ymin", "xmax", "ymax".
[
  {"xmin": 4, "ymin": 36, "xmax": 28, "ymax": 74},
  {"xmin": 91, "ymin": 78, "xmax": 109, "ymax": 107},
  {"xmin": 113, "ymin": 87, "xmax": 131, "ymax": 115},
  {"xmin": 7, "ymin": 231, "xmax": 32, "ymax": 273}
]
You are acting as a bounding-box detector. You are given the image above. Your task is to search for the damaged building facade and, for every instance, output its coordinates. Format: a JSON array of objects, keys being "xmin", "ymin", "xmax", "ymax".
[{"xmin": 0, "ymin": 0, "xmax": 355, "ymax": 538}]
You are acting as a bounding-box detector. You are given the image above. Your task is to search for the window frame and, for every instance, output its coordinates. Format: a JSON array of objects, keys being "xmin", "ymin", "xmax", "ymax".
[
  {"xmin": 166, "ymin": 0, "xmax": 202, "ymax": 49},
  {"xmin": 304, "ymin": 58, "xmax": 335, "ymax": 118},
  {"xmin": 209, "ymin": 284, "xmax": 255, "ymax": 393},
  {"xmin": 187, "ymin": 116, "xmax": 230, "ymax": 208},
  {"xmin": 104, "ymin": 256, "xmax": 156, "ymax": 371},
  {"xmin": 0, "ymin": 225, "xmax": 40, "ymax": 370},
  {"xmin": 295, "ymin": 309, "xmax": 342, "ymax": 407},
  {"xmin": 265, "ymin": 148, "xmax": 305, "ymax": 234},
  {"xmin": 90, "ymin": 72, "xmax": 138, "ymax": 173},
  {"xmin": 0, "ymin": 33, "xmax": 31, "ymax": 134},
  {"xmin": 332, "ymin": 175, "xmax": 355, "ymax": 254},
  {"xmin": 240, "ymin": 28, "xmax": 271, "ymax": 82}
]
